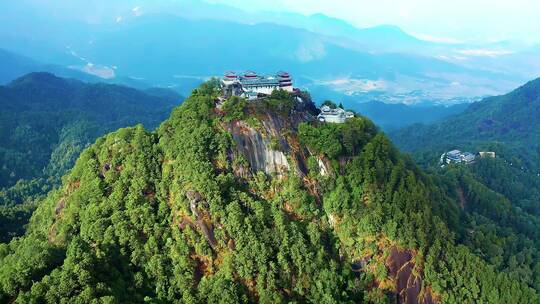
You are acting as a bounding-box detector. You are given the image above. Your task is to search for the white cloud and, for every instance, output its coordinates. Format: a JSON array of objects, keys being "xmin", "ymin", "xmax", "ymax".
[
  {"xmin": 82, "ymin": 63, "xmax": 116, "ymax": 79},
  {"xmin": 412, "ymin": 33, "xmax": 463, "ymax": 44},
  {"xmin": 436, "ymin": 55, "xmax": 468, "ymax": 62},
  {"xmin": 454, "ymin": 49, "xmax": 514, "ymax": 57},
  {"xmin": 116, "ymin": 16, "xmax": 123, "ymax": 23},
  {"xmin": 132, "ymin": 6, "xmax": 143, "ymax": 17}
]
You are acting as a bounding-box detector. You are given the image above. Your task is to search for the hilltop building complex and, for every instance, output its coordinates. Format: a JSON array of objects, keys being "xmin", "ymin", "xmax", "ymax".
[
  {"xmin": 221, "ymin": 71, "xmax": 293, "ymax": 100},
  {"xmin": 440, "ymin": 150, "xmax": 498, "ymax": 167},
  {"xmin": 440, "ymin": 150, "xmax": 476, "ymax": 166}
]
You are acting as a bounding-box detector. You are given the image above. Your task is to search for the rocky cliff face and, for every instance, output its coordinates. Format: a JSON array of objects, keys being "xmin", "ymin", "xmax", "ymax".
[
  {"xmin": 226, "ymin": 110, "xmax": 313, "ymax": 177},
  {"xmin": 228, "ymin": 120, "xmax": 290, "ymax": 175},
  {"xmin": 387, "ymin": 248, "xmax": 437, "ymax": 304}
]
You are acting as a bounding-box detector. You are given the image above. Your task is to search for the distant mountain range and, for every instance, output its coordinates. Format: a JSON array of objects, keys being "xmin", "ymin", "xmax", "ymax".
[
  {"xmin": 353, "ymin": 101, "xmax": 468, "ymax": 131},
  {"xmin": 0, "ymin": 72, "xmax": 180, "ymax": 189},
  {"xmin": 0, "ymin": 49, "xmax": 99, "ymax": 85},
  {"xmin": 1, "ymin": 1, "xmax": 536, "ymax": 105},
  {"xmin": 391, "ymin": 77, "xmax": 540, "ymax": 171}
]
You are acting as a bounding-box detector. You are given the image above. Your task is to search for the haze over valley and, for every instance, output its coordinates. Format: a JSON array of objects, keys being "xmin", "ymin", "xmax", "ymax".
[{"xmin": 2, "ymin": 0, "xmax": 539, "ymax": 108}]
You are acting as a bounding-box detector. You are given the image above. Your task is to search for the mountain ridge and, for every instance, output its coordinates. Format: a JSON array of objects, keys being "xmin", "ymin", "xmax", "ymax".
[
  {"xmin": 388, "ymin": 77, "xmax": 540, "ymax": 296},
  {"xmin": 0, "ymin": 82, "xmax": 537, "ymax": 303},
  {"xmin": 391, "ymin": 76, "xmax": 540, "ymax": 150},
  {"xmin": 0, "ymin": 71, "xmax": 180, "ymax": 190}
]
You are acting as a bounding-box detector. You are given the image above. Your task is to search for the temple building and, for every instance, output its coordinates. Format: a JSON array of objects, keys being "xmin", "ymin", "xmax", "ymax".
[
  {"xmin": 221, "ymin": 71, "xmax": 294, "ymax": 99},
  {"xmin": 478, "ymin": 151, "xmax": 496, "ymax": 158},
  {"xmin": 317, "ymin": 105, "xmax": 355, "ymax": 123},
  {"xmin": 440, "ymin": 150, "xmax": 476, "ymax": 166}
]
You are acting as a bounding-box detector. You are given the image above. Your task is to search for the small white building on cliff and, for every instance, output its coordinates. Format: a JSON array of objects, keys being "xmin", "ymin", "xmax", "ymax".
[{"xmin": 317, "ymin": 105, "xmax": 354, "ymax": 123}]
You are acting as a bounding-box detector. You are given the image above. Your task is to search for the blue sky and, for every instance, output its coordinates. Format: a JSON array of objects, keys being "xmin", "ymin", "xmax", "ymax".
[{"xmin": 207, "ymin": 0, "xmax": 540, "ymax": 44}]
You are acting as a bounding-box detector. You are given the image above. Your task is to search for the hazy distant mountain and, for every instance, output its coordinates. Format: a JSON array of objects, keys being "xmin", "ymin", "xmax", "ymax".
[
  {"xmin": 0, "ymin": 72, "xmax": 180, "ymax": 188},
  {"xmin": 245, "ymin": 12, "xmax": 431, "ymax": 53},
  {"xmin": 353, "ymin": 101, "xmax": 469, "ymax": 131},
  {"xmin": 0, "ymin": 49, "xmax": 39, "ymax": 84},
  {"xmin": 53, "ymin": 14, "xmax": 511, "ymax": 102},
  {"xmin": 79, "ymin": 15, "xmax": 460, "ymax": 77},
  {"xmin": 0, "ymin": 48, "xmax": 107, "ymax": 85},
  {"xmin": 391, "ymin": 77, "xmax": 540, "ymax": 171},
  {"xmin": 0, "ymin": 1, "xmax": 531, "ymax": 103},
  {"xmin": 0, "ymin": 48, "xmax": 189, "ymax": 93}
]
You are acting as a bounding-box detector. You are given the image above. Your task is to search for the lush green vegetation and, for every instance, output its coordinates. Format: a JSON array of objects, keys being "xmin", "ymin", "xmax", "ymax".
[
  {"xmin": 390, "ymin": 77, "xmax": 540, "ymax": 296},
  {"xmin": 391, "ymin": 77, "xmax": 540, "ymax": 172},
  {"xmin": 221, "ymin": 96, "xmax": 248, "ymax": 122},
  {"xmin": 298, "ymin": 117, "xmax": 378, "ymax": 158},
  {"xmin": 424, "ymin": 161, "xmax": 540, "ymax": 293},
  {"xmin": 0, "ymin": 72, "xmax": 180, "ymax": 241},
  {"xmin": 0, "ymin": 82, "xmax": 537, "ymax": 303}
]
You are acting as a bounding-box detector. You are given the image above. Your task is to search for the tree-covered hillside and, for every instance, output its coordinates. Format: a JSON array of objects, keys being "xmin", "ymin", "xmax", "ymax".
[
  {"xmin": 391, "ymin": 77, "xmax": 540, "ymax": 171},
  {"xmin": 0, "ymin": 72, "xmax": 180, "ymax": 242},
  {"xmin": 0, "ymin": 82, "xmax": 537, "ymax": 303},
  {"xmin": 389, "ymin": 77, "xmax": 540, "ymax": 296}
]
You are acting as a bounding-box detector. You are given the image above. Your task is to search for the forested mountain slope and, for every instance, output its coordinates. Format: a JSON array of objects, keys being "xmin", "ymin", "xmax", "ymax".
[
  {"xmin": 0, "ymin": 72, "xmax": 180, "ymax": 188},
  {"xmin": 391, "ymin": 77, "xmax": 540, "ymax": 170},
  {"xmin": 389, "ymin": 77, "xmax": 540, "ymax": 296},
  {"xmin": 0, "ymin": 72, "xmax": 180, "ymax": 242},
  {"xmin": 0, "ymin": 82, "xmax": 536, "ymax": 303}
]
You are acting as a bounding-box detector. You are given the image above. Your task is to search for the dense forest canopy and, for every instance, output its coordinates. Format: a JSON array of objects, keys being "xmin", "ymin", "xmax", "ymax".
[
  {"xmin": 389, "ymin": 77, "xmax": 540, "ymax": 297},
  {"xmin": 0, "ymin": 81, "xmax": 537, "ymax": 303},
  {"xmin": 0, "ymin": 72, "xmax": 180, "ymax": 242}
]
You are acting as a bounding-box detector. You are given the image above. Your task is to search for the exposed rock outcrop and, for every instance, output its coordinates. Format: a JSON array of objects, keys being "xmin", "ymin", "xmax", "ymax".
[
  {"xmin": 185, "ymin": 190, "xmax": 217, "ymax": 249},
  {"xmin": 227, "ymin": 110, "xmax": 313, "ymax": 177},
  {"xmin": 229, "ymin": 120, "xmax": 290, "ymax": 175},
  {"xmin": 387, "ymin": 247, "xmax": 438, "ymax": 304}
]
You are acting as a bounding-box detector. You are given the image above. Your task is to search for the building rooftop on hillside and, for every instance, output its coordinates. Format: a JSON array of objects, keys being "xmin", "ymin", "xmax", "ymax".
[
  {"xmin": 461, "ymin": 152, "xmax": 476, "ymax": 163},
  {"xmin": 446, "ymin": 150, "xmax": 462, "ymax": 162},
  {"xmin": 478, "ymin": 151, "xmax": 496, "ymax": 158},
  {"xmin": 317, "ymin": 105, "xmax": 354, "ymax": 124},
  {"xmin": 440, "ymin": 149, "xmax": 476, "ymax": 167}
]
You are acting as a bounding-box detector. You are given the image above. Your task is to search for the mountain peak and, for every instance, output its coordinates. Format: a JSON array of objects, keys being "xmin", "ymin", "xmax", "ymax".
[
  {"xmin": 1, "ymin": 80, "xmax": 539, "ymax": 303},
  {"xmin": 8, "ymin": 72, "xmax": 71, "ymax": 88},
  {"xmin": 516, "ymin": 76, "xmax": 540, "ymax": 95}
]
